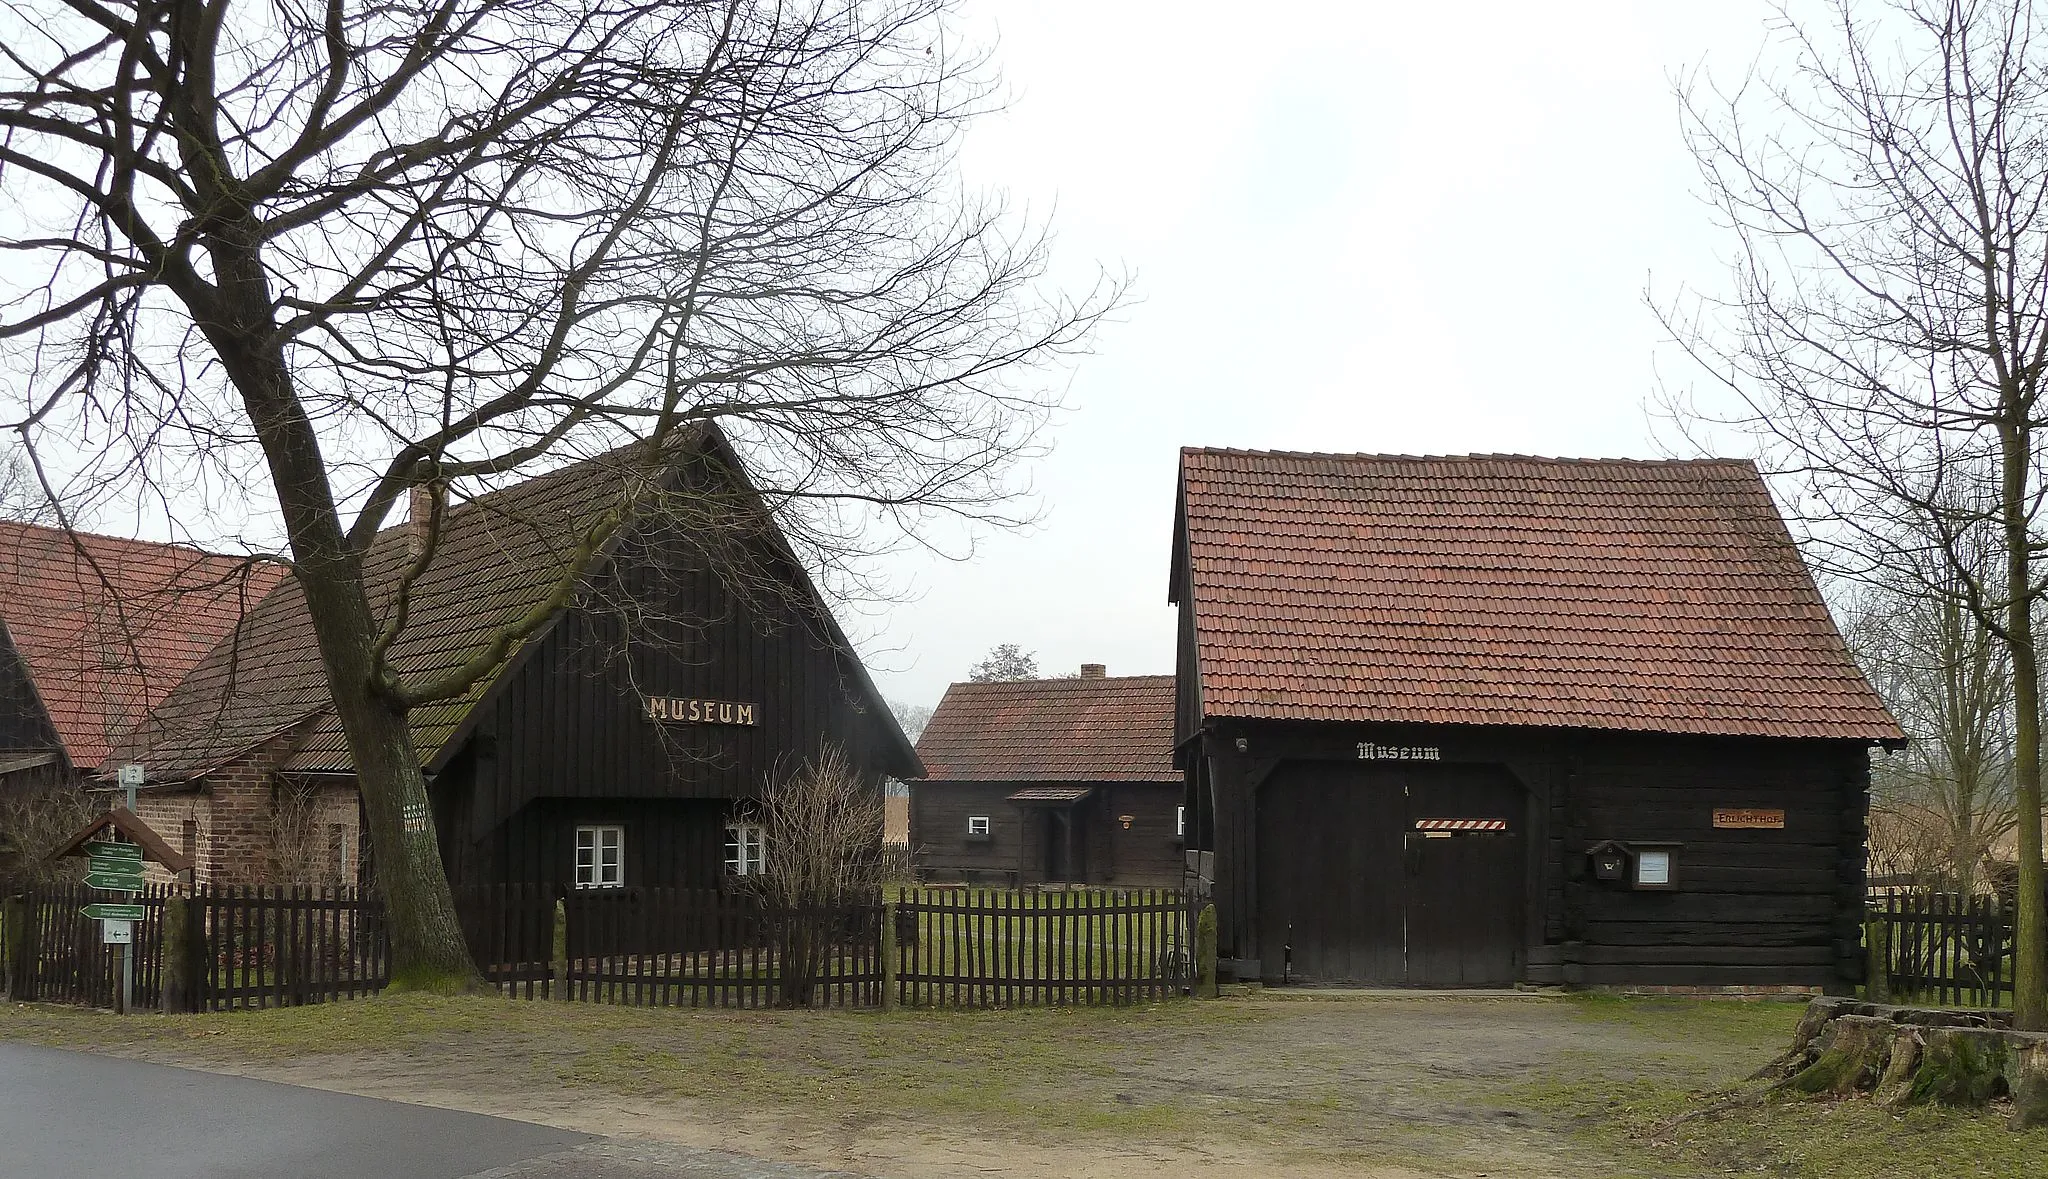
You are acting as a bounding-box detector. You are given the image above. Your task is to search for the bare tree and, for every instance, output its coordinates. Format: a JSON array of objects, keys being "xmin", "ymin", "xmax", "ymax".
[
  {"xmin": 1847, "ymin": 554, "xmax": 2016, "ymax": 893},
  {"xmin": 889, "ymin": 699, "xmax": 933, "ymax": 743},
  {"xmin": 1662, "ymin": 0, "xmax": 2048, "ymax": 1027},
  {"xmin": 745, "ymin": 745, "xmax": 883, "ymax": 1005},
  {"xmin": 1, "ymin": 0, "xmax": 1114, "ymax": 987},
  {"xmin": 968, "ymin": 642, "xmax": 1039, "ymax": 682}
]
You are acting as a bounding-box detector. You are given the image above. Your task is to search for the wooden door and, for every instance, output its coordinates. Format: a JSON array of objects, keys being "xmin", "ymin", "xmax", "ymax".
[
  {"xmin": 1403, "ymin": 770, "xmax": 1525, "ymax": 986},
  {"xmin": 1255, "ymin": 761, "xmax": 1406, "ymax": 983}
]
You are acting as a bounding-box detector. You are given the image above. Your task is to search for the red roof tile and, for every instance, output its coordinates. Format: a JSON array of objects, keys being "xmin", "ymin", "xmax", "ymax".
[
  {"xmin": 1173, "ymin": 449, "xmax": 1902, "ymax": 742},
  {"xmin": 0, "ymin": 523, "xmax": 284, "ymax": 768},
  {"xmin": 915, "ymin": 675, "xmax": 1178, "ymax": 782}
]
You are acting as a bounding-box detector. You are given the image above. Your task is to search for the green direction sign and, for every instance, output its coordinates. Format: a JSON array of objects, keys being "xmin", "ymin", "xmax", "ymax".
[
  {"xmin": 84, "ymin": 870, "xmax": 146, "ymax": 891},
  {"xmin": 87, "ymin": 842, "xmax": 144, "ymax": 864},
  {"xmin": 81, "ymin": 903, "xmax": 146, "ymax": 921}
]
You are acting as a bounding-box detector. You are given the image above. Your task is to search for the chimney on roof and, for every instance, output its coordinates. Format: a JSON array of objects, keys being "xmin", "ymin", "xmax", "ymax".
[
  {"xmin": 407, "ymin": 481, "xmax": 443, "ymax": 559},
  {"xmin": 1080, "ymin": 663, "xmax": 1106, "ymax": 679}
]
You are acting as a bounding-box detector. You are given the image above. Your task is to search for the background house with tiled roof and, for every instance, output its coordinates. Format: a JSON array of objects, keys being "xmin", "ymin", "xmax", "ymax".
[
  {"xmin": 1171, "ymin": 447, "xmax": 1902, "ymax": 990},
  {"xmin": 912, "ymin": 667, "xmax": 1182, "ymax": 887},
  {"xmin": 0, "ymin": 521, "xmax": 282, "ymax": 795},
  {"xmin": 115, "ymin": 425, "xmax": 919, "ymax": 889}
]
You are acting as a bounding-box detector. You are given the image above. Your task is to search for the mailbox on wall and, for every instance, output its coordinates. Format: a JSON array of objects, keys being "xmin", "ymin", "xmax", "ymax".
[
  {"xmin": 1586, "ymin": 840, "xmax": 1683, "ymax": 890},
  {"xmin": 1588, "ymin": 840, "xmax": 1630, "ymax": 882}
]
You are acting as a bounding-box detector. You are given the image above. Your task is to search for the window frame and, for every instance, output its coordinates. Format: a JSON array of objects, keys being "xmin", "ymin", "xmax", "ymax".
[
  {"xmin": 966, "ymin": 815, "xmax": 991, "ymax": 837},
  {"xmin": 1176, "ymin": 805, "xmax": 1186, "ymax": 838},
  {"xmin": 725, "ymin": 821, "xmax": 766, "ymax": 877},
  {"xmin": 574, "ymin": 823, "xmax": 626, "ymax": 889}
]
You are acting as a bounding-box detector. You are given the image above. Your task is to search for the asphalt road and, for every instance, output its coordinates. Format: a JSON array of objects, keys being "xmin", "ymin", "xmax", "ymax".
[{"xmin": 0, "ymin": 1043, "xmax": 867, "ymax": 1179}]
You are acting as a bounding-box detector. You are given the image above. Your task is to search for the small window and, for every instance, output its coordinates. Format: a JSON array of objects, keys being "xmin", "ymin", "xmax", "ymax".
[
  {"xmin": 966, "ymin": 815, "xmax": 990, "ymax": 836},
  {"xmin": 1176, "ymin": 805, "xmax": 1186, "ymax": 838},
  {"xmin": 575, "ymin": 825, "xmax": 625, "ymax": 889},
  {"xmin": 725, "ymin": 822, "xmax": 765, "ymax": 877}
]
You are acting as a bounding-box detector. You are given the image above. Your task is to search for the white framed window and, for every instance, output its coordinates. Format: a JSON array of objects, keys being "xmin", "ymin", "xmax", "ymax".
[
  {"xmin": 574, "ymin": 825, "xmax": 625, "ymax": 889},
  {"xmin": 725, "ymin": 822, "xmax": 765, "ymax": 877},
  {"xmin": 967, "ymin": 815, "xmax": 990, "ymax": 836},
  {"xmin": 1176, "ymin": 805, "xmax": 1186, "ymax": 838}
]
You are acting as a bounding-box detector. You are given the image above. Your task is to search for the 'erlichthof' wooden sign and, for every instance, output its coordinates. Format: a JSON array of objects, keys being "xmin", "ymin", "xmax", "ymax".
[{"xmin": 1713, "ymin": 808, "xmax": 1785, "ymax": 830}]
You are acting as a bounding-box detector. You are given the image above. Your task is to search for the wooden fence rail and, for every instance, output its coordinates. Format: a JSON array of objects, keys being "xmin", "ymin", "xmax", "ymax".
[{"xmin": 893, "ymin": 887, "xmax": 1190, "ymax": 1007}]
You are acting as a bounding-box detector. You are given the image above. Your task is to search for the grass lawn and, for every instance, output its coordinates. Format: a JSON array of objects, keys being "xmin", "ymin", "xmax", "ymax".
[{"xmin": 1, "ymin": 990, "xmax": 2039, "ymax": 1177}]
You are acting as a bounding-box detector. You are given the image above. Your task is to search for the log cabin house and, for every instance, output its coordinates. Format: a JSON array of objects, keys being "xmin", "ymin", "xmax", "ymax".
[
  {"xmin": 1171, "ymin": 449, "xmax": 1903, "ymax": 990},
  {"xmin": 0, "ymin": 522, "xmax": 281, "ymax": 798},
  {"xmin": 911, "ymin": 668, "xmax": 1182, "ymax": 887},
  {"xmin": 111, "ymin": 424, "xmax": 919, "ymax": 890}
]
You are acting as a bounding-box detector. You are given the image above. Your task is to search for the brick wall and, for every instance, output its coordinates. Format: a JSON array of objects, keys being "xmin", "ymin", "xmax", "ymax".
[{"xmin": 131, "ymin": 737, "xmax": 362, "ymax": 886}]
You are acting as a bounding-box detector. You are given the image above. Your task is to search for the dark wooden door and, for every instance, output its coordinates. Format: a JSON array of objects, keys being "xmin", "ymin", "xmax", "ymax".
[
  {"xmin": 1255, "ymin": 761, "xmax": 1406, "ymax": 983},
  {"xmin": 1403, "ymin": 770, "xmax": 1525, "ymax": 986},
  {"xmin": 1256, "ymin": 760, "xmax": 1525, "ymax": 986}
]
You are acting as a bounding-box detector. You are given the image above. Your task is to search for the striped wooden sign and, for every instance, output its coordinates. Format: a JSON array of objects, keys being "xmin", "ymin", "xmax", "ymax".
[{"xmin": 1413, "ymin": 818, "xmax": 1508, "ymax": 831}]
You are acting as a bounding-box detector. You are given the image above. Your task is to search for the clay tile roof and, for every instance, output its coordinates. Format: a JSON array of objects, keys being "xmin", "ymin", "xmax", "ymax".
[
  {"xmin": 116, "ymin": 424, "xmax": 920, "ymax": 782},
  {"xmin": 915, "ymin": 675, "xmax": 1179, "ymax": 782},
  {"xmin": 0, "ymin": 522, "xmax": 284, "ymax": 768},
  {"xmin": 1172, "ymin": 449, "xmax": 1902, "ymax": 742},
  {"xmin": 112, "ymin": 445, "xmax": 655, "ymax": 780}
]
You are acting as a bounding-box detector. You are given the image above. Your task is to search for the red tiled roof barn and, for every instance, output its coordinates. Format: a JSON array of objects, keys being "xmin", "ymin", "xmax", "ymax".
[{"xmin": 1170, "ymin": 448, "xmax": 1898, "ymax": 991}]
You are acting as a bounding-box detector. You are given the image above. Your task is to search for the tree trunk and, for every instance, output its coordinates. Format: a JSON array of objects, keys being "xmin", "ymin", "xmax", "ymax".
[
  {"xmin": 190, "ymin": 236, "xmax": 482, "ymax": 992},
  {"xmin": 2001, "ymin": 417, "xmax": 2045, "ymax": 1030}
]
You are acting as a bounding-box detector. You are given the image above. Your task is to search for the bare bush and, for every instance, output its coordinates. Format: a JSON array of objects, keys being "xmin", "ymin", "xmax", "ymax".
[{"xmin": 0, "ymin": 783, "xmax": 93, "ymax": 893}]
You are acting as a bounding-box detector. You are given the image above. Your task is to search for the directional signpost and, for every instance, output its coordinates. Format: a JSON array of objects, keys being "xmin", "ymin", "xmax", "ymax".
[
  {"xmin": 85, "ymin": 836, "xmax": 146, "ymax": 1013},
  {"xmin": 45, "ymin": 788, "xmax": 188, "ymax": 1016}
]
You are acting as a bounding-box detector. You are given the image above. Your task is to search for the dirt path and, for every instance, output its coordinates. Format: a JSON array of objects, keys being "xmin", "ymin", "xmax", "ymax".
[{"xmin": 0, "ymin": 991, "xmax": 1801, "ymax": 1177}]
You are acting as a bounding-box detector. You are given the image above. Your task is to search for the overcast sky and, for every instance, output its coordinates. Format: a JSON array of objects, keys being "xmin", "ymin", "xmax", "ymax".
[{"xmin": 861, "ymin": 0, "xmax": 1785, "ymax": 709}]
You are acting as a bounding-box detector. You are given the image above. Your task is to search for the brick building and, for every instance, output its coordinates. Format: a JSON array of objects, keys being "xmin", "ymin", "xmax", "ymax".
[{"xmin": 0, "ymin": 521, "xmax": 281, "ymax": 799}]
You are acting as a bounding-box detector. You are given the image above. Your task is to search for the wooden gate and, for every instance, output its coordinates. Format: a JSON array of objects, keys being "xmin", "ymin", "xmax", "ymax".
[{"xmin": 1256, "ymin": 761, "xmax": 1525, "ymax": 985}]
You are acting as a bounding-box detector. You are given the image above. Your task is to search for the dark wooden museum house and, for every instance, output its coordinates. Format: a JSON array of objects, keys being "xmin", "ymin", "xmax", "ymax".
[
  {"xmin": 115, "ymin": 424, "xmax": 920, "ymax": 891},
  {"xmin": 1170, "ymin": 448, "xmax": 1903, "ymax": 990},
  {"xmin": 911, "ymin": 668, "xmax": 1182, "ymax": 887}
]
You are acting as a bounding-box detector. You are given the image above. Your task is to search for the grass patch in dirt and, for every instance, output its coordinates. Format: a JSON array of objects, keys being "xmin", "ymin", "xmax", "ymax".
[{"xmin": 1510, "ymin": 999, "xmax": 2044, "ymax": 1179}]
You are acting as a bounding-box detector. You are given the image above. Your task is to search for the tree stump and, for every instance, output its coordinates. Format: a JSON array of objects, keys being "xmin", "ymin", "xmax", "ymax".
[
  {"xmin": 1904, "ymin": 1027, "xmax": 2009, "ymax": 1108},
  {"xmin": 1789, "ymin": 1014, "xmax": 1894, "ymax": 1096},
  {"xmin": 2006, "ymin": 1040, "xmax": 2048, "ymax": 1130}
]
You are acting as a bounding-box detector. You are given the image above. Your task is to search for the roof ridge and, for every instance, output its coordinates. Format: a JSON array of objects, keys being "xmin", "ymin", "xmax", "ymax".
[
  {"xmin": 0, "ymin": 518, "xmax": 259, "ymax": 564},
  {"xmin": 1179, "ymin": 447, "xmax": 1753, "ymax": 467}
]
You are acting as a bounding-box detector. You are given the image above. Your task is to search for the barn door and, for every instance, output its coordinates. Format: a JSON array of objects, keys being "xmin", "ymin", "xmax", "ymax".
[{"xmin": 1403, "ymin": 771, "xmax": 1525, "ymax": 987}]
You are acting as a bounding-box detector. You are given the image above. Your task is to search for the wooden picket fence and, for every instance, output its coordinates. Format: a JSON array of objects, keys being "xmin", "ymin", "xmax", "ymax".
[
  {"xmin": 1871, "ymin": 891, "xmax": 2014, "ymax": 1009},
  {"xmin": 893, "ymin": 887, "xmax": 1191, "ymax": 1007},
  {"xmin": 5, "ymin": 883, "xmax": 1198, "ymax": 1012},
  {"xmin": 2, "ymin": 884, "xmax": 173, "ymax": 1008},
  {"xmin": 564, "ymin": 887, "xmax": 881, "ymax": 1008}
]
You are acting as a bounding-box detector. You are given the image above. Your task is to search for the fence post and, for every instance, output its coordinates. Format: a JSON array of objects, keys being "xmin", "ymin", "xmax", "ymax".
[
  {"xmin": 1195, "ymin": 903, "xmax": 1218, "ymax": 999},
  {"xmin": 551, "ymin": 898, "xmax": 568, "ymax": 1001},
  {"xmin": 1865, "ymin": 911, "xmax": 1891, "ymax": 1004},
  {"xmin": 1, "ymin": 895, "xmax": 23, "ymax": 1000},
  {"xmin": 881, "ymin": 898, "xmax": 898, "ymax": 1012},
  {"xmin": 162, "ymin": 895, "xmax": 196, "ymax": 1013}
]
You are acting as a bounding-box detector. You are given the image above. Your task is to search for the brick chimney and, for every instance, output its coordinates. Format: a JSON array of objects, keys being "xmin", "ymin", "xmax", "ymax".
[
  {"xmin": 408, "ymin": 482, "xmax": 442, "ymax": 559},
  {"xmin": 1080, "ymin": 663, "xmax": 1106, "ymax": 679}
]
